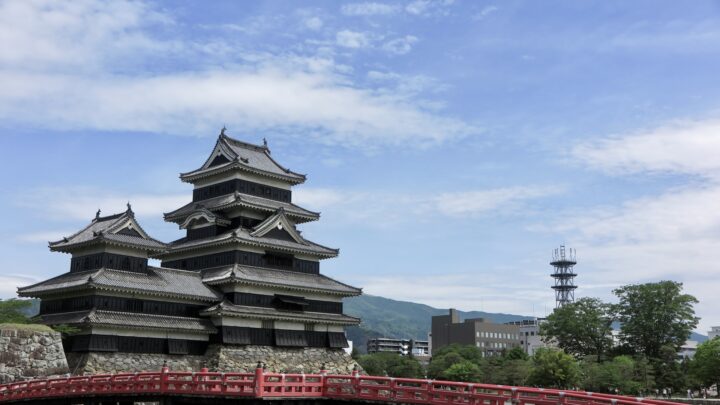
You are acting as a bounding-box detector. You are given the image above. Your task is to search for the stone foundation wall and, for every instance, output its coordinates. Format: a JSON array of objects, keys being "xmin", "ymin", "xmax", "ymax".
[
  {"xmin": 66, "ymin": 352, "xmax": 207, "ymax": 375},
  {"xmin": 209, "ymin": 345, "xmax": 359, "ymax": 374},
  {"xmin": 0, "ymin": 325, "xmax": 69, "ymax": 383},
  {"xmin": 67, "ymin": 345, "xmax": 359, "ymax": 375}
]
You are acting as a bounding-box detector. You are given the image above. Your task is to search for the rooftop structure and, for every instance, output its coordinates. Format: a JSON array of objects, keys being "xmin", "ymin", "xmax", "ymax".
[
  {"xmin": 505, "ymin": 318, "xmax": 552, "ymax": 356},
  {"xmin": 550, "ymin": 245, "xmax": 577, "ymax": 308},
  {"xmin": 18, "ymin": 131, "xmax": 362, "ymax": 373},
  {"xmin": 367, "ymin": 338, "xmax": 430, "ymax": 356},
  {"xmin": 431, "ymin": 309, "xmax": 522, "ymax": 357}
]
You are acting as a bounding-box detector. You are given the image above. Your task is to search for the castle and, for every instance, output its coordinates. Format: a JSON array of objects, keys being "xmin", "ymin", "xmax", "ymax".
[{"xmin": 18, "ymin": 132, "xmax": 362, "ymax": 374}]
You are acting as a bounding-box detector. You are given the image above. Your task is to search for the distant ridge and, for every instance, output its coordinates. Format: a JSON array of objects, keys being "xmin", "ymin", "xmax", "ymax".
[
  {"xmin": 344, "ymin": 294, "xmax": 531, "ymax": 353},
  {"xmin": 344, "ymin": 294, "xmax": 708, "ymax": 353}
]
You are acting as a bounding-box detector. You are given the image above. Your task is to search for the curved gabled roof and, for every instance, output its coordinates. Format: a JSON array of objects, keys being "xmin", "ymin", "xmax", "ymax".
[
  {"xmin": 201, "ymin": 264, "xmax": 362, "ymax": 296},
  {"xmin": 160, "ymin": 225, "xmax": 338, "ymax": 259},
  {"xmin": 37, "ymin": 310, "xmax": 217, "ymax": 334},
  {"xmin": 201, "ymin": 301, "xmax": 360, "ymax": 326},
  {"xmin": 164, "ymin": 192, "xmax": 320, "ymax": 225},
  {"xmin": 17, "ymin": 266, "xmax": 221, "ymax": 302},
  {"xmin": 180, "ymin": 133, "xmax": 306, "ymax": 184},
  {"xmin": 48, "ymin": 206, "xmax": 166, "ymax": 254}
]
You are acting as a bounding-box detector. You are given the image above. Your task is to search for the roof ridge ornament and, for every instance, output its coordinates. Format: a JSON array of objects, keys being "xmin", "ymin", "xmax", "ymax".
[
  {"xmin": 95, "ymin": 209, "xmax": 101, "ymax": 220},
  {"xmin": 126, "ymin": 202, "xmax": 134, "ymax": 215},
  {"xmin": 220, "ymin": 125, "xmax": 227, "ymax": 137}
]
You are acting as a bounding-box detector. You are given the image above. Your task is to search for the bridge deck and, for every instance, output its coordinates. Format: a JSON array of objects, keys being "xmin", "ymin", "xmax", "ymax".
[{"xmin": 0, "ymin": 367, "xmax": 685, "ymax": 405}]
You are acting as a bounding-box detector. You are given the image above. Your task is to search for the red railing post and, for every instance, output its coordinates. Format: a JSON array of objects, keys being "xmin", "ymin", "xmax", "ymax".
[
  {"xmin": 351, "ymin": 366, "xmax": 360, "ymax": 397},
  {"xmin": 161, "ymin": 362, "xmax": 170, "ymax": 392},
  {"xmin": 511, "ymin": 387, "xmax": 521, "ymax": 405},
  {"xmin": 254, "ymin": 362, "xmax": 265, "ymax": 397},
  {"xmin": 558, "ymin": 391, "xmax": 566, "ymax": 405},
  {"xmin": 320, "ymin": 363, "xmax": 328, "ymax": 397}
]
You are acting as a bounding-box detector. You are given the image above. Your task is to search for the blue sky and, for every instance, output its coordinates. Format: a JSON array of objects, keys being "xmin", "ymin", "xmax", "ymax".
[{"xmin": 2, "ymin": 0, "xmax": 720, "ymax": 333}]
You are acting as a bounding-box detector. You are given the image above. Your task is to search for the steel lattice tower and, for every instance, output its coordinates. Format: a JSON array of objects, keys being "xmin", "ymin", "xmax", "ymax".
[{"xmin": 550, "ymin": 245, "xmax": 577, "ymax": 308}]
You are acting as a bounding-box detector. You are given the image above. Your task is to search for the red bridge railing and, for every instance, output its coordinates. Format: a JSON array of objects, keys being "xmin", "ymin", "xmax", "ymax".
[{"xmin": 0, "ymin": 366, "xmax": 685, "ymax": 405}]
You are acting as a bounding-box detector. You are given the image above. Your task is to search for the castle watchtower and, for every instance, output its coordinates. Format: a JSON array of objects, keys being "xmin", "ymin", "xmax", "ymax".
[{"xmin": 550, "ymin": 245, "xmax": 577, "ymax": 308}]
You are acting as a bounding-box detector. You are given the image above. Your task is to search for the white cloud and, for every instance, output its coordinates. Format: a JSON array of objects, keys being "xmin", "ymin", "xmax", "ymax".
[
  {"xmin": 16, "ymin": 187, "xmax": 188, "ymax": 221},
  {"xmin": 0, "ymin": 0, "xmax": 475, "ymax": 149},
  {"xmin": 435, "ymin": 186, "xmax": 563, "ymax": 217},
  {"xmin": 0, "ymin": 0, "xmax": 174, "ymax": 72},
  {"xmin": 0, "ymin": 274, "xmax": 40, "ymax": 298},
  {"xmin": 472, "ymin": 6, "xmax": 498, "ymax": 20},
  {"xmin": 17, "ymin": 231, "xmax": 74, "ymax": 243},
  {"xmin": 405, "ymin": 0, "xmax": 455, "ymax": 16},
  {"xmin": 335, "ymin": 30, "xmax": 372, "ymax": 48},
  {"xmin": 304, "ymin": 16, "xmax": 323, "ymax": 30},
  {"xmin": 382, "ymin": 35, "xmax": 419, "ymax": 55},
  {"xmin": 573, "ymin": 118, "xmax": 720, "ymax": 179},
  {"xmin": 341, "ymin": 2, "xmax": 399, "ymax": 16},
  {"xmin": 295, "ymin": 185, "xmax": 562, "ymax": 226},
  {"xmin": 360, "ymin": 272, "xmax": 553, "ymax": 316},
  {"xmin": 551, "ymin": 118, "xmax": 720, "ymax": 332}
]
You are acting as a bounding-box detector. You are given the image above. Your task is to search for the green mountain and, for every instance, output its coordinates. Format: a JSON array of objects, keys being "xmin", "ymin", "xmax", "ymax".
[{"xmin": 344, "ymin": 294, "xmax": 531, "ymax": 353}]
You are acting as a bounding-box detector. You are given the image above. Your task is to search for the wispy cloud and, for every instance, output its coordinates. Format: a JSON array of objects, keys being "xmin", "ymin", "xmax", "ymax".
[
  {"xmin": 335, "ymin": 30, "xmax": 372, "ymax": 48},
  {"xmin": 547, "ymin": 118, "xmax": 720, "ymax": 331},
  {"xmin": 405, "ymin": 0, "xmax": 455, "ymax": 16},
  {"xmin": 17, "ymin": 230, "xmax": 74, "ymax": 244},
  {"xmin": 16, "ymin": 187, "xmax": 188, "ymax": 221},
  {"xmin": 1, "ymin": 274, "xmax": 40, "ymax": 297},
  {"xmin": 472, "ymin": 6, "xmax": 498, "ymax": 21},
  {"xmin": 295, "ymin": 185, "xmax": 563, "ymax": 226},
  {"xmin": 382, "ymin": 35, "xmax": 419, "ymax": 55},
  {"xmin": 573, "ymin": 118, "xmax": 720, "ymax": 179},
  {"xmin": 341, "ymin": 2, "xmax": 400, "ymax": 16},
  {"xmin": 361, "ymin": 272, "xmax": 553, "ymax": 316},
  {"xmin": 0, "ymin": 0, "xmax": 474, "ymax": 149}
]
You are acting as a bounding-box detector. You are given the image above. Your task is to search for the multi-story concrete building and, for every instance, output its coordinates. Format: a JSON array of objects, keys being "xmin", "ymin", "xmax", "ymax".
[
  {"xmin": 505, "ymin": 319, "xmax": 551, "ymax": 356},
  {"xmin": 367, "ymin": 338, "xmax": 429, "ymax": 356},
  {"xmin": 431, "ymin": 309, "xmax": 521, "ymax": 357},
  {"xmin": 708, "ymin": 326, "xmax": 720, "ymax": 340}
]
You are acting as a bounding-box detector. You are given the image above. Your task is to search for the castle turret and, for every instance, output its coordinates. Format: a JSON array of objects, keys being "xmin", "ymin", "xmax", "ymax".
[{"xmin": 156, "ymin": 131, "xmax": 361, "ymax": 349}]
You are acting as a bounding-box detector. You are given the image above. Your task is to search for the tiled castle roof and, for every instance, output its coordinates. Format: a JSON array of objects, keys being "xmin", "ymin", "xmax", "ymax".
[
  {"xmin": 201, "ymin": 264, "xmax": 362, "ymax": 296},
  {"xmin": 164, "ymin": 191, "xmax": 319, "ymax": 224},
  {"xmin": 37, "ymin": 310, "xmax": 217, "ymax": 334},
  {"xmin": 162, "ymin": 225, "xmax": 338, "ymax": 258},
  {"xmin": 18, "ymin": 266, "xmax": 220, "ymax": 301},
  {"xmin": 201, "ymin": 301, "xmax": 360, "ymax": 326},
  {"xmin": 180, "ymin": 133, "xmax": 306, "ymax": 184},
  {"xmin": 48, "ymin": 207, "xmax": 166, "ymax": 253}
]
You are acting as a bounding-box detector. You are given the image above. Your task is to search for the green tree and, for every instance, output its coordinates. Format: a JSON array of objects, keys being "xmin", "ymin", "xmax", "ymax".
[
  {"xmin": 357, "ymin": 352, "xmax": 424, "ymax": 378},
  {"xmin": 505, "ymin": 346, "xmax": 529, "ymax": 360},
  {"xmin": 541, "ymin": 298, "xmax": 614, "ymax": 359},
  {"xmin": 0, "ymin": 299, "xmax": 32, "ymax": 324},
  {"xmin": 427, "ymin": 344, "xmax": 483, "ymax": 379},
  {"xmin": 443, "ymin": 361, "xmax": 483, "ymax": 382},
  {"xmin": 527, "ymin": 348, "xmax": 580, "ymax": 389},
  {"xmin": 652, "ymin": 345, "xmax": 685, "ymax": 392},
  {"xmin": 614, "ymin": 281, "xmax": 698, "ymax": 359},
  {"xmin": 500, "ymin": 359, "xmax": 532, "ymax": 386},
  {"xmin": 691, "ymin": 338, "xmax": 720, "ymax": 395},
  {"xmin": 580, "ymin": 356, "xmax": 646, "ymax": 395}
]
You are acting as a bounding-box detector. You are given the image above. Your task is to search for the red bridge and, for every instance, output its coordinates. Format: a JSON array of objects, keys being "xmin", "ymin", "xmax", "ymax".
[{"xmin": 0, "ymin": 366, "xmax": 684, "ymax": 405}]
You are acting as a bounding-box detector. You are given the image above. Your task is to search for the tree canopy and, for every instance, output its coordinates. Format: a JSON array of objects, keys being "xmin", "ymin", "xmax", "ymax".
[
  {"xmin": 527, "ymin": 348, "xmax": 580, "ymax": 389},
  {"xmin": 614, "ymin": 281, "xmax": 698, "ymax": 358},
  {"xmin": 691, "ymin": 338, "xmax": 720, "ymax": 391},
  {"xmin": 541, "ymin": 297, "xmax": 614, "ymax": 359},
  {"xmin": 357, "ymin": 352, "xmax": 424, "ymax": 378},
  {"xmin": 0, "ymin": 298, "xmax": 32, "ymax": 324}
]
